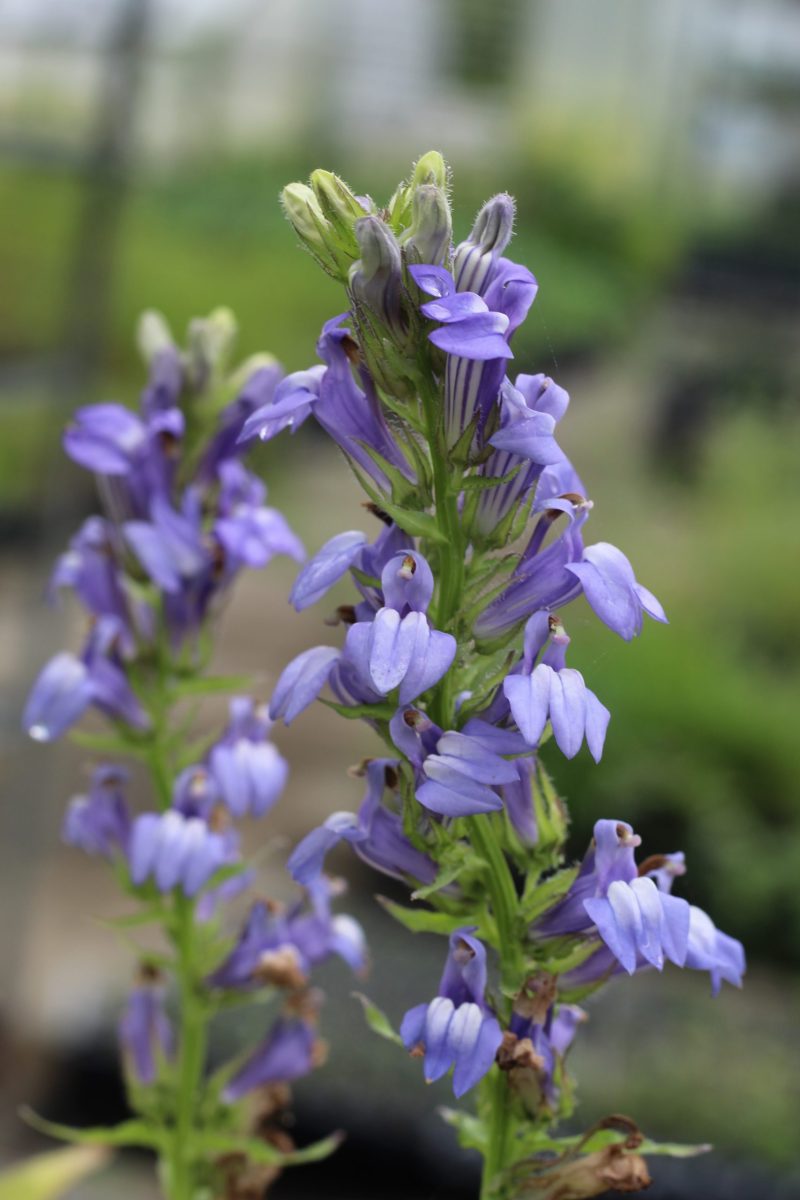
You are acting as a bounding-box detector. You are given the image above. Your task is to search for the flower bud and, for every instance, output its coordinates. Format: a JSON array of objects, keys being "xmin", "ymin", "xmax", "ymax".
[
  {"xmin": 136, "ymin": 309, "xmax": 173, "ymax": 365},
  {"xmin": 349, "ymin": 215, "xmax": 404, "ymax": 333},
  {"xmin": 187, "ymin": 307, "xmax": 237, "ymax": 390},
  {"xmin": 281, "ymin": 181, "xmax": 342, "ymax": 277},
  {"xmin": 400, "ymin": 184, "xmax": 452, "ymax": 266},
  {"xmin": 310, "ymin": 169, "xmax": 365, "ymax": 257},
  {"xmin": 388, "ymin": 150, "xmax": 450, "ymax": 232},
  {"xmin": 454, "ymin": 193, "xmax": 516, "ymax": 293}
]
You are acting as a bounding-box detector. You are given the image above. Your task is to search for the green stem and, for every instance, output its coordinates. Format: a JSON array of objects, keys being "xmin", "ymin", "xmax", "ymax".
[
  {"xmin": 480, "ymin": 1066, "xmax": 511, "ymax": 1200},
  {"xmin": 419, "ymin": 360, "xmax": 520, "ymax": 1198},
  {"xmin": 167, "ymin": 894, "xmax": 207, "ymax": 1200},
  {"xmin": 467, "ymin": 816, "xmax": 523, "ymax": 1002}
]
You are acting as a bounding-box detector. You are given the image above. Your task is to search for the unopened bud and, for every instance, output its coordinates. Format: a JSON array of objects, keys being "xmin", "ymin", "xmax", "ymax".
[
  {"xmin": 282, "ymin": 180, "xmax": 345, "ymax": 278},
  {"xmin": 137, "ymin": 309, "xmax": 173, "ymax": 364},
  {"xmin": 349, "ymin": 216, "xmax": 404, "ymax": 333},
  {"xmin": 187, "ymin": 307, "xmax": 237, "ymax": 389},
  {"xmin": 400, "ymin": 183, "xmax": 452, "ymax": 267},
  {"xmin": 388, "ymin": 150, "xmax": 450, "ymax": 232},
  {"xmin": 310, "ymin": 169, "xmax": 364, "ymax": 256},
  {"xmin": 455, "ymin": 193, "xmax": 516, "ymax": 292}
]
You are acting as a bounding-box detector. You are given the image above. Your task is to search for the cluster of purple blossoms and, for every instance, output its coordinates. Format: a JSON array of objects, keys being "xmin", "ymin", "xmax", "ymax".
[
  {"xmin": 256, "ymin": 153, "xmax": 744, "ymax": 1191},
  {"xmin": 25, "ymin": 312, "xmax": 366, "ymax": 1195}
]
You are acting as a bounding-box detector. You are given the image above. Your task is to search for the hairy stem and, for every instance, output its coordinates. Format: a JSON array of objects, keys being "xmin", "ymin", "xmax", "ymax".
[{"xmin": 166, "ymin": 894, "xmax": 207, "ymax": 1200}]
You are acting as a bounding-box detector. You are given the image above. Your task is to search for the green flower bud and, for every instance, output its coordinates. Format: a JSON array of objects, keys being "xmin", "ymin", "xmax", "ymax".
[
  {"xmin": 387, "ymin": 150, "xmax": 450, "ymax": 234},
  {"xmin": 399, "ymin": 183, "xmax": 452, "ymax": 267},
  {"xmin": 136, "ymin": 309, "xmax": 173, "ymax": 364},
  {"xmin": 281, "ymin": 182, "xmax": 343, "ymax": 278},
  {"xmin": 187, "ymin": 307, "xmax": 237, "ymax": 391},
  {"xmin": 309, "ymin": 169, "xmax": 364, "ymax": 257},
  {"xmin": 349, "ymin": 216, "xmax": 404, "ymax": 334}
]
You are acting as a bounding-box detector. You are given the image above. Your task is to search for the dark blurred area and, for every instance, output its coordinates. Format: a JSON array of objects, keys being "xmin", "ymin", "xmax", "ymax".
[{"xmin": 1, "ymin": 0, "xmax": 799, "ymax": 1195}]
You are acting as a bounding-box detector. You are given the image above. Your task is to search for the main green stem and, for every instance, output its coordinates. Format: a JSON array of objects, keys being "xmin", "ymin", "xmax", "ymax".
[
  {"xmin": 167, "ymin": 894, "xmax": 207, "ymax": 1200},
  {"xmin": 421, "ymin": 370, "xmax": 520, "ymax": 1200}
]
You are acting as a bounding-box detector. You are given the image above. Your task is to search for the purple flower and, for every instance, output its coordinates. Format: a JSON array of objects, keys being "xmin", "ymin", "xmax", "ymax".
[
  {"xmin": 565, "ymin": 543, "xmax": 667, "ymax": 642},
  {"xmin": 499, "ymin": 758, "xmax": 538, "ymax": 847},
  {"xmin": 380, "ymin": 550, "xmax": 434, "ymax": 615},
  {"xmin": 210, "ymin": 879, "xmax": 366, "ymax": 990},
  {"xmin": 208, "ymin": 698, "xmax": 289, "ymax": 819},
  {"xmin": 239, "ymin": 367, "xmax": 325, "ymax": 443},
  {"xmin": 504, "ymin": 665, "xmax": 610, "ymax": 762},
  {"xmin": 289, "ymin": 530, "xmax": 369, "ymax": 611},
  {"xmin": 124, "ymin": 495, "xmax": 209, "ymax": 595},
  {"xmin": 222, "ymin": 1016, "xmax": 317, "ymax": 1102},
  {"xmin": 472, "ymin": 375, "xmax": 565, "ymax": 540},
  {"xmin": 350, "ymin": 215, "xmax": 404, "ymax": 334},
  {"xmin": 128, "ymin": 811, "xmax": 231, "ymax": 897},
  {"xmin": 49, "ymin": 517, "xmax": 132, "ymax": 639},
  {"xmin": 24, "ymin": 622, "xmax": 148, "ymax": 742},
  {"xmin": 64, "ymin": 403, "xmax": 149, "ymax": 475},
  {"xmin": 410, "ymin": 265, "xmax": 513, "ymax": 362},
  {"xmin": 213, "ymin": 463, "xmax": 305, "ymax": 571},
  {"xmin": 508, "ymin": 1001, "xmax": 586, "ymax": 1106},
  {"xmin": 63, "ymin": 766, "xmax": 131, "ymax": 858},
  {"xmin": 23, "ymin": 653, "xmax": 96, "ymax": 742},
  {"xmin": 538, "ymin": 819, "xmax": 745, "ymax": 991},
  {"xmin": 685, "ymin": 905, "xmax": 746, "ymax": 995},
  {"xmin": 343, "ymin": 609, "xmax": 456, "ymax": 706},
  {"xmin": 269, "ymin": 645, "xmax": 341, "ymax": 724},
  {"xmin": 401, "ymin": 929, "xmax": 503, "ymax": 1097},
  {"xmin": 119, "ymin": 979, "xmax": 174, "ymax": 1086},
  {"xmin": 473, "ymin": 474, "xmax": 590, "ymax": 643},
  {"xmin": 287, "ymin": 759, "xmax": 437, "ymax": 886},
  {"xmin": 583, "ymin": 877, "xmax": 690, "ymax": 974}
]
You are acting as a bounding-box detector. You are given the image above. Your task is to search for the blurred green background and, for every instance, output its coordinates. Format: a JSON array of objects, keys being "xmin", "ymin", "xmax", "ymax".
[{"xmin": 0, "ymin": 0, "xmax": 799, "ymax": 1196}]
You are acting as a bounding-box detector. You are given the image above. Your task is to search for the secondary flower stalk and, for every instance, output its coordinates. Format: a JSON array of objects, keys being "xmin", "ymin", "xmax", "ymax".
[{"xmin": 23, "ymin": 311, "xmax": 360, "ymax": 1200}]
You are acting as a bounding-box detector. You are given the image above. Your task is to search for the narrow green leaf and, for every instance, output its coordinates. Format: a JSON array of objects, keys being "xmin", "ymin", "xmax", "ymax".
[
  {"xmin": 170, "ymin": 674, "xmax": 254, "ymax": 698},
  {"xmin": 354, "ymin": 441, "xmax": 418, "ymax": 506},
  {"xmin": 69, "ymin": 731, "xmax": 149, "ymax": 760},
  {"xmin": 319, "ymin": 699, "xmax": 397, "ymax": 721},
  {"xmin": 377, "ymin": 502, "xmax": 446, "ymax": 544},
  {"xmin": 198, "ymin": 1131, "xmax": 343, "ymax": 1167},
  {"xmin": 377, "ymin": 896, "xmax": 466, "ymax": 936},
  {"xmin": 411, "ymin": 858, "xmax": 465, "ymax": 900},
  {"xmin": 20, "ymin": 1109, "xmax": 164, "ymax": 1151},
  {"xmin": 438, "ymin": 1107, "xmax": 488, "ymax": 1154},
  {"xmin": 520, "ymin": 866, "xmax": 578, "ymax": 924},
  {"xmin": 461, "ymin": 466, "xmax": 522, "ymax": 494},
  {"xmin": 352, "ymin": 992, "xmax": 403, "ymax": 1046},
  {"xmin": 0, "ymin": 1145, "xmax": 111, "ymax": 1200},
  {"xmin": 637, "ymin": 1138, "xmax": 712, "ymax": 1158}
]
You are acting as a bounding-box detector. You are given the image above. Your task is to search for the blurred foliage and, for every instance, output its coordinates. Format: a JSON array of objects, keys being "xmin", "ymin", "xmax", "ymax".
[{"xmin": 555, "ymin": 408, "xmax": 800, "ymax": 965}]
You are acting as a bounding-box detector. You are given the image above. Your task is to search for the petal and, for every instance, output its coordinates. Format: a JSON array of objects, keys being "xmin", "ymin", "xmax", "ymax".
[
  {"xmin": 584, "ymin": 688, "xmax": 611, "ymax": 763},
  {"xmin": 129, "ymin": 814, "xmax": 161, "ymax": 886},
  {"xmin": 368, "ymin": 609, "xmax": 417, "ymax": 694},
  {"xmin": 434, "ymin": 732, "xmax": 519, "ymax": 784},
  {"xmin": 423, "ymin": 997, "xmax": 456, "ymax": 1082},
  {"xmin": 417, "ymin": 764, "xmax": 504, "ymax": 817},
  {"xmin": 628, "ymin": 877, "xmax": 667, "ymax": 970},
  {"xmin": 656, "ymin": 889, "xmax": 691, "ymax": 967},
  {"xmin": 23, "ymin": 653, "xmax": 94, "ymax": 742},
  {"xmin": 398, "ymin": 627, "xmax": 456, "ymax": 705},
  {"xmin": 286, "ymin": 812, "xmax": 365, "ymax": 885},
  {"xmin": 429, "ymin": 313, "xmax": 513, "ymax": 361},
  {"xmin": 450, "ymin": 1008, "xmax": 503, "ymax": 1098},
  {"xmin": 548, "ymin": 668, "xmax": 587, "ymax": 759},
  {"xmin": 400, "ymin": 1002, "xmax": 429, "ymax": 1049},
  {"xmin": 407, "ymin": 264, "xmax": 454, "ymax": 298},
  {"xmin": 421, "ymin": 292, "xmax": 489, "ymax": 322},
  {"xmin": 504, "ymin": 666, "xmax": 553, "ymax": 747},
  {"xmin": 635, "ymin": 581, "xmax": 668, "ymax": 624},
  {"xmin": 289, "ymin": 530, "xmax": 368, "ymax": 611},
  {"xmin": 381, "ymin": 550, "xmax": 435, "ymax": 615},
  {"xmin": 584, "ymin": 881, "xmax": 641, "ymax": 975},
  {"xmin": 269, "ymin": 645, "xmax": 340, "ymax": 723}
]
